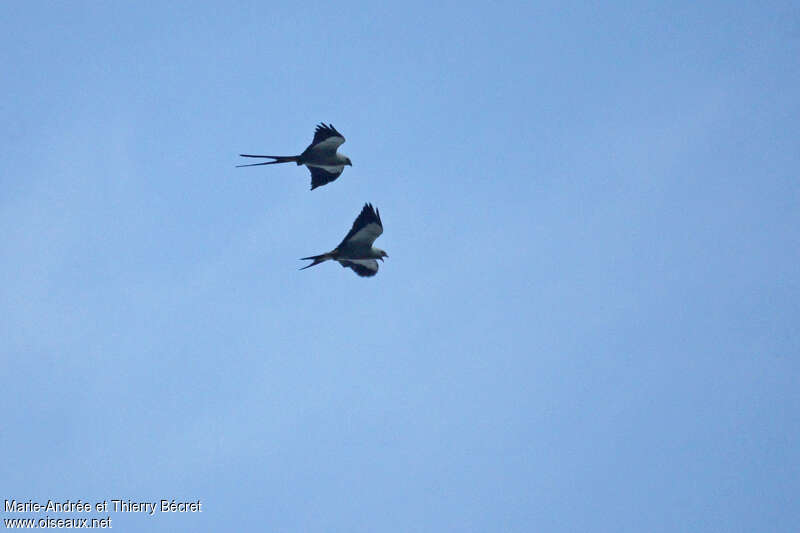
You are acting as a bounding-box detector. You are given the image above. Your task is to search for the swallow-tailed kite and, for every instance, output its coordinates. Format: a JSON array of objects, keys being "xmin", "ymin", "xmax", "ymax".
[
  {"xmin": 300, "ymin": 203, "xmax": 388, "ymax": 277},
  {"xmin": 238, "ymin": 123, "xmax": 352, "ymax": 190}
]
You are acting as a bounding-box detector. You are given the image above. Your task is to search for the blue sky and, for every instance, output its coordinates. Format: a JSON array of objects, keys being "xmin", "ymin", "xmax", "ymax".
[{"xmin": 2, "ymin": 1, "xmax": 799, "ymax": 531}]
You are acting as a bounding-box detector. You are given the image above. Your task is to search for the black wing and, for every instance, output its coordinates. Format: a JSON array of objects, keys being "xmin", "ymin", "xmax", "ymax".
[
  {"xmin": 339, "ymin": 259, "xmax": 379, "ymax": 277},
  {"xmin": 308, "ymin": 166, "xmax": 343, "ymax": 190},
  {"xmin": 311, "ymin": 123, "xmax": 345, "ymax": 146},
  {"xmin": 339, "ymin": 203, "xmax": 383, "ymax": 247}
]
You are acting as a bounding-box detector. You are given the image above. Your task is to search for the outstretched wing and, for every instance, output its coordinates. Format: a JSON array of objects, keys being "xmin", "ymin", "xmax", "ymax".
[
  {"xmin": 307, "ymin": 122, "xmax": 345, "ymax": 153},
  {"xmin": 308, "ymin": 165, "xmax": 344, "ymax": 190},
  {"xmin": 339, "ymin": 203, "xmax": 383, "ymax": 247},
  {"xmin": 338, "ymin": 259, "xmax": 379, "ymax": 277}
]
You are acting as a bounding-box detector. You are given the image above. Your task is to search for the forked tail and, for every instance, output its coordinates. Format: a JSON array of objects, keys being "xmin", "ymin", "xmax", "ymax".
[
  {"xmin": 237, "ymin": 154, "xmax": 300, "ymax": 168},
  {"xmin": 299, "ymin": 251, "xmax": 335, "ymax": 270}
]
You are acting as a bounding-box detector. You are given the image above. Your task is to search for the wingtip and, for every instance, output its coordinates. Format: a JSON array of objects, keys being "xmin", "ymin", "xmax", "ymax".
[{"xmin": 315, "ymin": 122, "xmax": 339, "ymax": 133}]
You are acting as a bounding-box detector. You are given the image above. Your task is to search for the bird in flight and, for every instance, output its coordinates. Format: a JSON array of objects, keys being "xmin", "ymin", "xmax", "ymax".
[
  {"xmin": 237, "ymin": 123, "xmax": 352, "ymax": 190},
  {"xmin": 300, "ymin": 203, "xmax": 388, "ymax": 277}
]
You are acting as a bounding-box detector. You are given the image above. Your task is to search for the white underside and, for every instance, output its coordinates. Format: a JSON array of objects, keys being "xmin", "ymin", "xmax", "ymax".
[
  {"xmin": 307, "ymin": 163, "xmax": 345, "ymax": 173},
  {"xmin": 338, "ymin": 259, "xmax": 379, "ymax": 273}
]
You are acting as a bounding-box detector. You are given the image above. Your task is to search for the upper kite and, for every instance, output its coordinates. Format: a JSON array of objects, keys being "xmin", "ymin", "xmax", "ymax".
[
  {"xmin": 237, "ymin": 122, "xmax": 352, "ymax": 190},
  {"xmin": 300, "ymin": 203, "xmax": 388, "ymax": 277}
]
